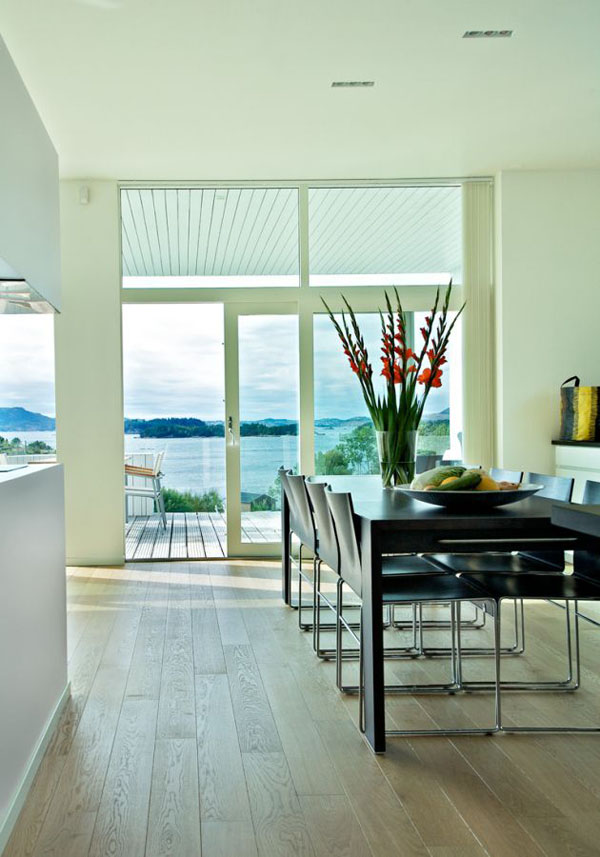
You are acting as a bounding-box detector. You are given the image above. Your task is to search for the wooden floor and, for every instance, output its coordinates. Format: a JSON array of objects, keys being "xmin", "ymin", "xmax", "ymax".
[
  {"xmin": 126, "ymin": 512, "xmax": 281, "ymax": 560},
  {"xmin": 6, "ymin": 562, "xmax": 600, "ymax": 857}
]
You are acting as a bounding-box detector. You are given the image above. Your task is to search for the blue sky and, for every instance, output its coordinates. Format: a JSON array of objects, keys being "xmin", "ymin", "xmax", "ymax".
[{"xmin": 0, "ymin": 305, "xmax": 451, "ymax": 422}]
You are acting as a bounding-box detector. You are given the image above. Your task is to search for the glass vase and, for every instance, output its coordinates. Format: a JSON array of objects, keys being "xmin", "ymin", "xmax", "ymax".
[{"xmin": 376, "ymin": 429, "xmax": 417, "ymax": 488}]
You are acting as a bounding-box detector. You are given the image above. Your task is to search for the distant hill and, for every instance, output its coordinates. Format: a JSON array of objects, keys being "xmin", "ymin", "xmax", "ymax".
[
  {"xmin": 314, "ymin": 417, "xmax": 370, "ymax": 429},
  {"xmin": 423, "ymin": 407, "xmax": 450, "ymax": 422},
  {"xmin": 0, "ymin": 407, "xmax": 55, "ymax": 431},
  {"xmin": 124, "ymin": 417, "xmax": 298, "ymax": 438}
]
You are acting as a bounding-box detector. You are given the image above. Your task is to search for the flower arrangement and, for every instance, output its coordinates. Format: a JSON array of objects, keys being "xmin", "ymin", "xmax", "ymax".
[{"xmin": 323, "ymin": 283, "xmax": 464, "ymax": 487}]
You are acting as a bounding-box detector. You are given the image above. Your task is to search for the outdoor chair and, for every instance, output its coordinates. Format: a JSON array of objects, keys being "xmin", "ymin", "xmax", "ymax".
[{"xmin": 124, "ymin": 450, "xmax": 167, "ymax": 528}]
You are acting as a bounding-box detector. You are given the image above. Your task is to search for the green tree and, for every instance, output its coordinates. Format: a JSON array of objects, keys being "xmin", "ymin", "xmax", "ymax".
[
  {"xmin": 338, "ymin": 424, "xmax": 379, "ymax": 474},
  {"xmin": 315, "ymin": 447, "xmax": 352, "ymax": 475}
]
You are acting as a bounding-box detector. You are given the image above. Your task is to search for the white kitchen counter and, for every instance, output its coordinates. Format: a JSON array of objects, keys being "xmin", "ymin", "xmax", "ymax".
[
  {"xmin": 553, "ymin": 441, "xmax": 600, "ymax": 502},
  {"xmin": 0, "ymin": 464, "xmax": 68, "ymax": 851}
]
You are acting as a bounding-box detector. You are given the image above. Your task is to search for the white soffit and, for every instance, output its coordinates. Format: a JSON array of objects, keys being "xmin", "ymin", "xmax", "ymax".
[
  {"xmin": 1, "ymin": 1, "xmax": 599, "ymax": 178},
  {"xmin": 121, "ymin": 185, "xmax": 462, "ymax": 283}
]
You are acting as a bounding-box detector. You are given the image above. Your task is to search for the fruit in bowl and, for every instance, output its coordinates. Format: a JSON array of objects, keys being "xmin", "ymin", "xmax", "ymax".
[{"xmin": 411, "ymin": 466, "xmax": 518, "ymax": 492}]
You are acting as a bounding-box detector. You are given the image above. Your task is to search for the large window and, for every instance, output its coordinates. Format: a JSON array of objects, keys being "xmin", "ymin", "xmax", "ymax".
[
  {"xmin": 120, "ymin": 180, "xmax": 484, "ymax": 555},
  {"xmin": 0, "ymin": 315, "xmax": 56, "ymax": 460}
]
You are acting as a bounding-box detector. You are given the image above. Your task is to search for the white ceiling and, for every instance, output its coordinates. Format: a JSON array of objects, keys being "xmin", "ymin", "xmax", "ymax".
[{"xmin": 0, "ymin": 0, "xmax": 599, "ymax": 179}]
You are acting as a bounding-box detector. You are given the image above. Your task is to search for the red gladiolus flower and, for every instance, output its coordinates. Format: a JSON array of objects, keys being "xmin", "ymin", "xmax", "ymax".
[
  {"xmin": 420, "ymin": 327, "xmax": 427, "ymax": 339},
  {"xmin": 381, "ymin": 358, "xmax": 402, "ymax": 383},
  {"xmin": 418, "ymin": 367, "xmax": 443, "ymax": 388}
]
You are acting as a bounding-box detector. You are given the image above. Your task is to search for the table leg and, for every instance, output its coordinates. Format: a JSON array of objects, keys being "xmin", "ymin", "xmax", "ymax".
[
  {"xmin": 281, "ymin": 483, "xmax": 292, "ymax": 605},
  {"xmin": 361, "ymin": 519, "xmax": 386, "ymax": 752}
]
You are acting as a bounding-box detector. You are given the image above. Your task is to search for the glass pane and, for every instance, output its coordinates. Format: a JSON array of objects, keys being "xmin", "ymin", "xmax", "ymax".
[
  {"xmin": 0, "ymin": 315, "xmax": 56, "ymax": 461},
  {"xmin": 122, "ymin": 304, "xmax": 226, "ymax": 560},
  {"xmin": 413, "ymin": 312, "xmax": 463, "ymax": 461},
  {"xmin": 313, "ymin": 311, "xmax": 462, "ymax": 474},
  {"xmin": 122, "ymin": 187, "xmax": 299, "ymax": 288},
  {"xmin": 238, "ymin": 315, "xmax": 298, "ymax": 542},
  {"xmin": 309, "ymin": 186, "xmax": 462, "ymax": 286}
]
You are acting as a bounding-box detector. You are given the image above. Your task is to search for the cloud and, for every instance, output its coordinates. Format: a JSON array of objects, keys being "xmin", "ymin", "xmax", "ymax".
[{"xmin": 0, "ymin": 315, "xmax": 56, "ymax": 416}]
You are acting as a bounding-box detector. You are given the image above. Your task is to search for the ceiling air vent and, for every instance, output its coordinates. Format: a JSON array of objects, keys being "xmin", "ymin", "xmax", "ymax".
[
  {"xmin": 463, "ymin": 30, "xmax": 513, "ymax": 38},
  {"xmin": 331, "ymin": 81, "xmax": 375, "ymax": 88}
]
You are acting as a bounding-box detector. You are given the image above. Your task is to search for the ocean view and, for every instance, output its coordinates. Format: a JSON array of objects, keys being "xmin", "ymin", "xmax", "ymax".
[{"xmin": 10, "ymin": 426, "xmax": 451, "ymax": 499}]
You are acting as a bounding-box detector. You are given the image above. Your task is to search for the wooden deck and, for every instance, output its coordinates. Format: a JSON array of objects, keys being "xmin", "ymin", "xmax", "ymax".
[{"xmin": 125, "ymin": 511, "xmax": 280, "ymax": 560}]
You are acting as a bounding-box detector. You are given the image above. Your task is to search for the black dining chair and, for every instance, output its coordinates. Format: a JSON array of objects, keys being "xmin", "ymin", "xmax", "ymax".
[
  {"xmin": 306, "ymin": 479, "xmax": 441, "ymax": 660},
  {"xmin": 426, "ymin": 472, "xmax": 575, "ymax": 657},
  {"xmin": 490, "ymin": 467, "xmax": 523, "ymax": 483},
  {"xmin": 456, "ymin": 549, "xmax": 600, "ymax": 710},
  {"xmin": 324, "ymin": 487, "xmax": 501, "ymax": 736},
  {"xmin": 565, "ymin": 479, "xmax": 600, "ymax": 629},
  {"xmin": 279, "ymin": 467, "xmax": 319, "ymax": 631}
]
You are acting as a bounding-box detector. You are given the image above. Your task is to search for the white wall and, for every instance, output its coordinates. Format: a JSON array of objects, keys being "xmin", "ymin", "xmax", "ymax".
[
  {"xmin": 0, "ymin": 465, "xmax": 67, "ymax": 852},
  {"xmin": 55, "ymin": 181, "xmax": 125, "ymax": 565},
  {"xmin": 0, "ymin": 35, "xmax": 61, "ymax": 310},
  {"xmin": 495, "ymin": 169, "xmax": 600, "ymax": 474}
]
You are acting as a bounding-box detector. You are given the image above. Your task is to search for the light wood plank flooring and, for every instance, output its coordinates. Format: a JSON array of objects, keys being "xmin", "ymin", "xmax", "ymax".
[{"xmin": 5, "ymin": 561, "xmax": 600, "ymax": 857}]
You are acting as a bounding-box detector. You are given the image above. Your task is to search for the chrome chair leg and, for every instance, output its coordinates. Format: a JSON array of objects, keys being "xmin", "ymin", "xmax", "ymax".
[
  {"xmin": 423, "ymin": 597, "xmax": 525, "ymax": 658},
  {"xmin": 459, "ymin": 598, "xmax": 581, "ymax": 693}
]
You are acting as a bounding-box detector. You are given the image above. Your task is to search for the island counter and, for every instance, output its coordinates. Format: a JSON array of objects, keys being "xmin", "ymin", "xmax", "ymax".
[{"xmin": 0, "ymin": 464, "xmax": 68, "ymax": 852}]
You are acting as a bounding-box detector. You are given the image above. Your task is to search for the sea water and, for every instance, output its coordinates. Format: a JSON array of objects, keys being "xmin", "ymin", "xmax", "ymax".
[{"xmin": 10, "ymin": 429, "xmax": 450, "ymax": 498}]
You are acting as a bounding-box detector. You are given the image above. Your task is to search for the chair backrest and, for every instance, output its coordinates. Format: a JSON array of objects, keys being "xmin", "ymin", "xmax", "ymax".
[
  {"xmin": 416, "ymin": 453, "xmax": 442, "ymax": 474},
  {"xmin": 305, "ymin": 480, "xmax": 339, "ymax": 574},
  {"xmin": 519, "ymin": 472, "xmax": 573, "ymax": 569},
  {"xmin": 287, "ymin": 474, "xmax": 317, "ymax": 551},
  {"xmin": 582, "ymin": 479, "xmax": 600, "ymax": 505},
  {"xmin": 278, "ymin": 466, "xmax": 298, "ymax": 530},
  {"xmin": 524, "ymin": 472, "xmax": 574, "ymax": 501},
  {"xmin": 153, "ymin": 451, "xmax": 165, "ymax": 477},
  {"xmin": 490, "ymin": 467, "xmax": 522, "ymax": 484},
  {"xmin": 325, "ymin": 488, "xmax": 362, "ymax": 597}
]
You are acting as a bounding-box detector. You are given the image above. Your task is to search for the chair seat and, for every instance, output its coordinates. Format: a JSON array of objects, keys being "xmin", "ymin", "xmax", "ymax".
[
  {"xmin": 382, "ymin": 554, "xmax": 443, "ymax": 575},
  {"xmin": 428, "ymin": 552, "xmax": 562, "ymax": 574},
  {"xmin": 382, "ymin": 573, "xmax": 490, "ymax": 604},
  {"xmin": 459, "ymin": 571, "xmax": 600, "ymax": 601}
]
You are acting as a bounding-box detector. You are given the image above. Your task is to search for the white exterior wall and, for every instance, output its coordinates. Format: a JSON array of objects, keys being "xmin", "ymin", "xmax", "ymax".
[{"xmin": 495, "ymin": 169, "xmax": 600, "ymax": 474}]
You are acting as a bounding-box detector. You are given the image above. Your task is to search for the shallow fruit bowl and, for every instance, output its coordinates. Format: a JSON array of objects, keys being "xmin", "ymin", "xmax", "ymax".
[{"xmin": 396, "ymin": 483, "xmax": 543, "ymax": 509}]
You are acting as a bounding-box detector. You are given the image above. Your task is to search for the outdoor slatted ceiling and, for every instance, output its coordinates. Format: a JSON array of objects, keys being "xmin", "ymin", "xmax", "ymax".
[
  {"xmin": 121, "ymin": 187, "xmax": 300, "ymax": 278},
  {"xmin": 308, "ymin": 186, "xmax": 462, "ymax": 279},
  {"xmin": 121, "ymin": 185, "xmax": 462, "ymax": 282}
]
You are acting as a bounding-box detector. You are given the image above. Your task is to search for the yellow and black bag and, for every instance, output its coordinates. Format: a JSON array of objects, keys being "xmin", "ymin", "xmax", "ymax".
[{"xmin": 559, "ymin": 376, "xmax": 600, "ymax": 442}]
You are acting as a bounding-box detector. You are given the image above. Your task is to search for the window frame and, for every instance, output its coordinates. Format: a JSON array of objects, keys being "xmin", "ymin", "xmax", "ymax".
[{"xmin": 120, "ymin": 178, "xmax": 493, "ymax": 476}]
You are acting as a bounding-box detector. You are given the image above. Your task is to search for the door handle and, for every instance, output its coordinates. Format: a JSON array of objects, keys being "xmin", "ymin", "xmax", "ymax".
[{"xmin": 227, "ymin": 415, "xmax": 236, "ymax": 445}]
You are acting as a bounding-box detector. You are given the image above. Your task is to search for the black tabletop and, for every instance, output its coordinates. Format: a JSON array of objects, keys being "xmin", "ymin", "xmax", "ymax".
[
  {"xmin": 551, "ymin": 502, "xmax": 600, "ymax": 539},
  {"xmin": 315, "ymin": 474, "xmax": 560, "ymax": 530}
]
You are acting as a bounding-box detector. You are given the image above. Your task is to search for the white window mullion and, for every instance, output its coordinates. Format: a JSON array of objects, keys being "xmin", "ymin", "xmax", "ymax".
[{"xmin": 461, "ymin": 180, "xmax": 495, "ymax": 467}]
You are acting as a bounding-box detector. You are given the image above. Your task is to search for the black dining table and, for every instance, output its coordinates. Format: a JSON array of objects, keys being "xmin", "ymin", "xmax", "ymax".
[{"xmin": 281, "ymin": 474, "xmax": 593, "ymax": 753}]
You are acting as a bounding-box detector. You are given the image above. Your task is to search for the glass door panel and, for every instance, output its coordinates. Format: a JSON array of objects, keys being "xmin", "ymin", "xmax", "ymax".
[{"xmin": 224, "ymin": 306, "xmax": 298, "ymax": 555}]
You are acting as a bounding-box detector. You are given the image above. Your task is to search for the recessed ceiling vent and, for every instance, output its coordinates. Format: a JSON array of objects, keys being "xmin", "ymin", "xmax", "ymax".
[
  {"xmin": 331, "ymin": 81, "xmax": 375, "ymax": 88},
  {"xmin": 463, "ymin": 30, "xmax": 513, "ymax": 38}
]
